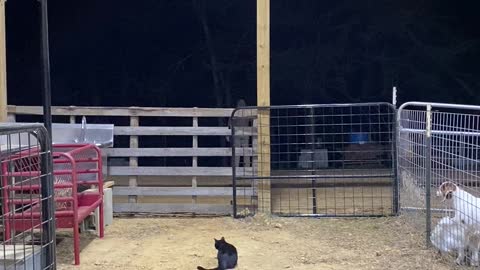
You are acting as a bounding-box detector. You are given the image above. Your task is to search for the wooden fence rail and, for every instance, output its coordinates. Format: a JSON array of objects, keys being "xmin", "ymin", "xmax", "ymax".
[{"xmin": 8, "ymin": 105, "xmax": 257, "ymax": 215}]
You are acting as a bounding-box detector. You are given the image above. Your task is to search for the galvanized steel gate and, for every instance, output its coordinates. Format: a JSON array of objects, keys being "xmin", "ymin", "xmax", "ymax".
[
  {"xmin": 231, "ymin": 103, "xmax": 398, "ymax": 218},
  {"xmin": 397, "ymin": 102, "xmax": 480, "ymax": 266}
]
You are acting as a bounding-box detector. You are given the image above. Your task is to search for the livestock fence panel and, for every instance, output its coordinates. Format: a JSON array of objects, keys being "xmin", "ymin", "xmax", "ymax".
[
  {"xmin": 0, "ymin": 123, "xmax": 56, "ymax": 269},
  {"xmin": 398, "ymin": 102, "xmax": 480, "ymax": 266},
  {"xmin": 232, "ymin": 103, "xmax": 398, "ymax": 218}
]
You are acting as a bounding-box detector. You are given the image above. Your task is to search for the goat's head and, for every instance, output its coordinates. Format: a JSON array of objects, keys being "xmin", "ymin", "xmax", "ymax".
[{"xmin": 437, "ymin": 181, "xmax": 457, "ymax": 202}]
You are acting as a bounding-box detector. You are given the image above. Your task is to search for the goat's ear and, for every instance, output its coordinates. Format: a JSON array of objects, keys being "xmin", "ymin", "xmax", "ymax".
[{"xmin": 439, "ymin": 182, "xmax": 447, "ymax": 193}]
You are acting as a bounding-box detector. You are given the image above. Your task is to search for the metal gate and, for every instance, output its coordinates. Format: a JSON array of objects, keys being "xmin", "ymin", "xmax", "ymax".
[
  {"xmin": 0, "ymin": 123, "xmax": 56, "ymax": 269},
  {"xmin": 397, "ymin": 102, "xmax": 480, "ymax": 266},
  {"xmin": 231, "ymin": 103, "xmax": 397, "ymax": 217}
]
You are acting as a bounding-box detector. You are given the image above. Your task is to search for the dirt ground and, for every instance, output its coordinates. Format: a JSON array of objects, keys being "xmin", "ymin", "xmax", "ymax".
[{"xmin": 56, "ymin": 215, "xmax": 462, "ymax": 270}]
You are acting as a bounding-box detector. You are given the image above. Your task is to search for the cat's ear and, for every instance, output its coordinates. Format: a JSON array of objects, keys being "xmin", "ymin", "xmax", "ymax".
[
  {"xmin": 221, "ymin": 237, "xmax": 225, "ymax": 241},
  {"xmin": 214, "ymin": 238, "xmax": 219, "ymax": 242}
]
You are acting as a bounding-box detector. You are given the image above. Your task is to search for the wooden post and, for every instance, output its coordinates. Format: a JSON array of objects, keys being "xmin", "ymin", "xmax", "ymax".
[
  {"xmin": 257, "ymin": 0, "xmax": 271, "ymax": 213},
  {"xmin": 129, "ymin": 116, "xmax": 139, "ymax": 204},
  {"xmin": 0, "ymin": 0, "xmax": 7, "ymax": 122}
]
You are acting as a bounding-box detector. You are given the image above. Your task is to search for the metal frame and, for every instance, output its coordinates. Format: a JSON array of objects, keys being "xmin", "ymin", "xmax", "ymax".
[
  {"xmin": 0, "ymin": 123, "xmax": 56, "ymax": 269},
  {"xmin": 231, "ymin": 102, "xmax": 398, "ymax": 218},
  {"xmin": 397, "ymin": 101, "xmax": 480, "ymax": 266}
]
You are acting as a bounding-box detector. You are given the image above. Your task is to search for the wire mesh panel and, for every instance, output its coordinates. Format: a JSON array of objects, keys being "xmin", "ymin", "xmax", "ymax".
[
  {"xmin": 0, "ymin": 123, "xmax": 56, "ymax": 269},
  {"xmin": 397, "ymin": 107, "xmax": 429, "ymax": 230},
  {"xmin": 232, "ymin": 103, "xmax": 397, "ymax": 217},
  {"xmin": 398, "ymin": 102, "xmax": 480, "ymax": 267}
]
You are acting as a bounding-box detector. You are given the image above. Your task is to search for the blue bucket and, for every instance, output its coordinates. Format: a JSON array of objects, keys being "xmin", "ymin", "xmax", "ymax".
[{"xmin": 350, "ymin": 133, "xmax": 369, "ymax": 144}]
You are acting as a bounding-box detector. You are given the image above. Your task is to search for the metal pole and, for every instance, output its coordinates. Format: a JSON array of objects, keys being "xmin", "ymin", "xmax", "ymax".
[
  {"xmin": 231, "ymin": 114, "xmax": 237, "ymax": 218},
  {"xmin": 309, "ymin": 107, "xmax": 317, "ymax": 214},
  {"xmin": 39, "ymin": 0, "xmax": 52, "ymax": 137},
  {"xmin": 392, "ymin": 105, "xmax": 399, "ymax": 215},
  {"xmin": 39, "ymin": 1, "xmax": 55, "ymax": 267},
  {"xmin": 392, "ymin": 86, "xmax": 397, "ymax": 108},
  {"xmin": 425, "ymin": 104, "xmax": 432, "ymax": 247},
  {"xmin": 0, "ymin": 0, "xmax": 7, "ymax": 122}
]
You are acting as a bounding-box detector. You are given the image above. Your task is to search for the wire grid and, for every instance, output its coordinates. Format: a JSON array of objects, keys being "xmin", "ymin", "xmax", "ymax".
[
  {"xmin": 232, "ymin": 103, "xmax": 397, "ymax": 217},
  {"xmin": 398, "ymin": 103, "xmax": 480, "ymax": 266},
  {"xmin": 0, "ymin": 124, "xmax": 56, "ymax": 269},
  {"xmin": 397, "ymin": 109, "xmax": 429, "ymax": 238}
]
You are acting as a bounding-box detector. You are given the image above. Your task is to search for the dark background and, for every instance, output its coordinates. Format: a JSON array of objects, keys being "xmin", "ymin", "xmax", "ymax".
[{"xmin": 5, "ymin": 0, "xmax": 480, "ymax": 108}]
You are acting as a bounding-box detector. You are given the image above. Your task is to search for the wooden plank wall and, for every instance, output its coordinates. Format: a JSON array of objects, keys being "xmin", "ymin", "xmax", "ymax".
[{"xmin": 8, "ymin": 105, "xmax": 257, "ymax": 215}]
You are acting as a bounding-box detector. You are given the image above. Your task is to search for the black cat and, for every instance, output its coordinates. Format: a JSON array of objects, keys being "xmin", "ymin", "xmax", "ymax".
[{"xmin": 197, "ymin": 237, "xmax": 238, "ymax": 270}]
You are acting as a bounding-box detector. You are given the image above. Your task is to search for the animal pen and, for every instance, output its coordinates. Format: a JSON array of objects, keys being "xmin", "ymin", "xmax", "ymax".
[
  {"xmin": 398, "ymin": 102, "xmax": 480, "ymax": 266},
  {"xmin": 0, "ymin": 123, "xmax": 56, "ymax": 269},
  {"xmin": 5, "ymin": 100, "xmax": 480, "ymax": 268},
  {"xmin": 4, "ymin": 1, "xmax": 479, "ymax": 267}
]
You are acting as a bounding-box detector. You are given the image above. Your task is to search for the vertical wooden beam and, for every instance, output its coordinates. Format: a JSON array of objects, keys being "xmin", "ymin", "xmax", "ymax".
[
  {"xmin": 257, "ymin": 0, "xmax": 270, "ymax": 104},
  {"xmin": 0, "ymin": 0, "xmax": 7, "ymax": 122},
  {"xmin": 257, "ymin": 0, "xmax": 271, "ymax": 213},
  {"xmin": 129, "ymin": 116, "xmax": 139, "ymax": 204}
]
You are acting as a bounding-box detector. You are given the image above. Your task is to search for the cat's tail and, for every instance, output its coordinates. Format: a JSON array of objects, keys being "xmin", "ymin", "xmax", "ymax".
[{"xmin": 197, "ymin": 266, "xmax": 217, "ymax": 270}]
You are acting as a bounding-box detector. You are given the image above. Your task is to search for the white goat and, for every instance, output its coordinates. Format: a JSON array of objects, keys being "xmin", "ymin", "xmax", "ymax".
[
  {"xmin": 436, "ymin": 181, "xmax": 480, "ymax": 266},
  {"xmin": 436, "ymin": 181, "xmax": 480, "ymax": 226},
  {"xmin": 431, "ymin": 217, "xmax": 468, "ymax": 264}
]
